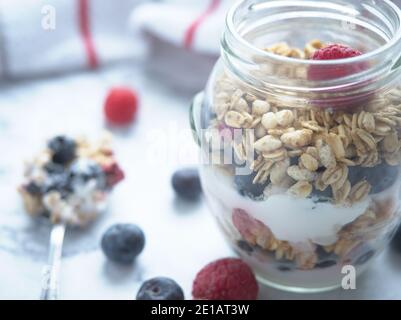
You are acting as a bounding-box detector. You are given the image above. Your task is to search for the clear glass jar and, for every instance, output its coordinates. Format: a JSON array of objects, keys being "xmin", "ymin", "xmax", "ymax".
[{"xmin": 190, "ymin": 0, "xmax": 401, "ymax": 292}]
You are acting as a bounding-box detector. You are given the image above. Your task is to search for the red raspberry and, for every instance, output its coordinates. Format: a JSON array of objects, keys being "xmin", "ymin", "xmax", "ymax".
[
  {"xmin": 232, "ymin": 208, "xmax": 271, "ymax": 245},
  {"xmin": 104, "ymin": 87, "xmax": 139, "ymax": 126},
  {"xmin": 312, "ymin": 44, "xmax": 362, "ymax": 61},
  {"xmin": 308, "ymin": 44, "xmax": 372, "ymax": 109},
  {"xmin": 102, "ymin": 162, "xmax": 125, "ymax": 188},
  {"xmin": 192, "ymin": 258, "xmax": 258, "ymax": 300},
  {"xmin": 308, "ymin": 44, "xmax": 364, "ymax": 81}
]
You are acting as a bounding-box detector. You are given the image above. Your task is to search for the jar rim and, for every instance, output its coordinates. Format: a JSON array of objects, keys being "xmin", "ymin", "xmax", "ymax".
[{"xmin": 225, "ymin": 0, "xmax": 401, "ymax": 67}]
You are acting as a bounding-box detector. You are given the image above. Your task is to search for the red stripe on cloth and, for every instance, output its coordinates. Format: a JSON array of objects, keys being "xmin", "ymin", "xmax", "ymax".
[
  {"xmin": 78, "ymin": 0, "xmax": 98, "ymax": 69},
  {"xmin": 184, "ymin": 0, "xmax": 221, "ymax": 50}
]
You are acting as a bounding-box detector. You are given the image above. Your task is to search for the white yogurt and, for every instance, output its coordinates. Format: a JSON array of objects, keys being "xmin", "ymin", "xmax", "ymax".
[{"xmin": 201, "ymin": 166, "xmax": 371, "ymax": 246}]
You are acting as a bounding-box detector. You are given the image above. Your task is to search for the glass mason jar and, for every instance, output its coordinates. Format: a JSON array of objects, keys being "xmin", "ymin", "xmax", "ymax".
[{"xmin": 190, "ymin": 0, "xmax": 401, "ymax": 292}]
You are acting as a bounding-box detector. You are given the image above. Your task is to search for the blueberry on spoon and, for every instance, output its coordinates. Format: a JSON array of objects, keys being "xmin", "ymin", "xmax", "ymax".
[{"xmin": 48, "ymin": 135, "xmax": 76, "ymax": 165}]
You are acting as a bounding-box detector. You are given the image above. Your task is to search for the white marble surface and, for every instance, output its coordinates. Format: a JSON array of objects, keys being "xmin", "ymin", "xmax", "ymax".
[{"xmin": 1, "ymin": 61, "xmax": 401, "ymax": 300}]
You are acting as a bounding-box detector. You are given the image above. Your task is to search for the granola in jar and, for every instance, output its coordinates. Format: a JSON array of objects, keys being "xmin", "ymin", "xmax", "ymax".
[{"xmin": 192, "ymin": 0, "xmax": 401, "ymax": 291}]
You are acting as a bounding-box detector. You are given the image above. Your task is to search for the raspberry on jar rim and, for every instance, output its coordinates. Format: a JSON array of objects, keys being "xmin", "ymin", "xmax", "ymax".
[
  {"xmin": 308, "ymin": 43, "xmax": 366, "ymax": 81},
  {"xmin": 312, "ymin": 44, "xmax": 363, "ymax": 61}
]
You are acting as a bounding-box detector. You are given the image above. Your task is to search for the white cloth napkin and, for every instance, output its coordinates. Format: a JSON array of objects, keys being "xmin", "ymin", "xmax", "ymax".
[
  {"xmin": 130, "ymin": 0, "xmax": 233, "ymax": 56},
  {"xmin": 0, "ymin": 0, "xmax": 142, "ymax": 79},
  {"xmin": 129, "ymin": 0, "xmax": 233, "ymax": 92}
]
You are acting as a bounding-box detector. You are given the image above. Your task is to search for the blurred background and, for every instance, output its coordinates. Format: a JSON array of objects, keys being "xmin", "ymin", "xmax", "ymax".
[
  {"xmin": 1, "ymin": 0, "xmax": 401, "ymax": 300},
  {"xmin": 0, "ymin": 0, "xmax": 232, "ymax": 91}
]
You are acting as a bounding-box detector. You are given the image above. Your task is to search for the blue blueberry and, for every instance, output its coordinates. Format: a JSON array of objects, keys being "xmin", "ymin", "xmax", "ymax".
[
  {"xmin": 44, "ymin": 162, "xmax": 65, "ymax": 175},
  {"xmin": 43, "ymin": 173, "xmax": 73, "ymax": 198},
  {"xmin": 237, "ymin": 240, "xmax": 254, "ymax": 254},
  {"xmin": 348, "ymin": 163, "xmax": 398, "ymax": 194},
  {"xmin": 25, "ymin": 182, "xmax": 42, "ymax": 196},
  {"xmin": 310, "ymin": 163, "xmax": 399, "ymax": 201},
  {"xmin": 69, "ymin": 159, "xmax": 106, "ymax": 189},
  {"xmin": 101, "ymin": 224, "xmax": 145, "ymax": 264},
  {"xmin": 277, "ymin": 258, "xmax": 296, "ymax": 271},
  {"xmin": 234, "ymin": 172, "xmax": 267, "ymax": 199},
  {"xmin": 172, "ymin": 168, "xmax": 202, "ymax": 200},
  {"xmin": 316, "ymin": 245, "xmax": 336, "ymax": 260},
  {"xmin": 136, "ymin": 277, "xmax": 184, "ymax": 300},
  {"xmin": 289, "ymin": 156, "xmax": 299, "ymax": 166},
  {"xmin": 277, "ymin": 265, "xmax": 292, "ymax": 272},
  {"xmin": 48, "ymin": 135, "xmax": 76, "ymax": 165},
  {"xmin": 315, "ymin": 260, "xmax": 337, "ymax": 269},
  {"xmin": 313, "ymin": 246, "xmax": 338, "ymax": 268}
]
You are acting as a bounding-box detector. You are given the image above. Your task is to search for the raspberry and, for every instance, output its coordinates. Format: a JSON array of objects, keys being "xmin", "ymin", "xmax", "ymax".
[
  {"xmin": 104, "ymin": 87, "xmax": 139, "ymax": 126},
  {"xmin": 232, "ymin": 208, "xmax": 271, "ymax": 245},
  {"xmin": 312, "ymin": 44, "xmax": 362, "ymax": 61},
  {"xmin": 192, "ymin": 258, "xmax": 258, "ymax": 300},
  {"xmin": 308, "ymin": 44, "xmax": 364, "ymax": 81},
  {"xmin": 308, "ymin": 44, "xmax": 371, "ymax": 109},
  {"xmin": 102, "ymin": 162, "xmax": 125, "ymax": 188}
]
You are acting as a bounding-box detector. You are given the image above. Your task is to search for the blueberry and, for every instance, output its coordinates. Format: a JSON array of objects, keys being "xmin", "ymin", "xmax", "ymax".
[
  {"xmin": 44, "ymin": 173, "xmax": 73, "ymax": 198},
  {"xmin": 48, "ymin": 135, "xmax": 76, "ymax": 165},
  {"xmin": 234, "ymin": 172, "xmax": 268, "ymax": 199},
  {"xmin": 172, "ymin": 168, "xmax": 202, "ymax": 200},
  {"xmin": 391, "ymin": 225, "xmax": 401, "ymax": 252},
  {"xmin": 311, "ymin": 164, "xmax": 400, "ymax": 200},
  {"xmin": 25, "ymin": 182, "xmax": 42, "ymax": 196},
  {"xmin": 315, "ymin": 260, "xmax": 337, "ymax": 269},
  {"xmin": 289, "ymin": 156, "xmax": 299, "ymax": 166},
  {"xmin": 237, "ymin": 240, "xmax": 254, "ymax": 254},
  {"xmin": 354, "ymin": 250, "xmax": 375, "ymax": 266},
  {"xmin": 277, "ymin": 265, "xmax": 292, "ymax": 272},
  {"xmin": 316, "ymin": 245, "xmax": 337, "ymax": 260},
  {"xmin": 314, "ymin": 246, "xmax": 338, "ymax": 268},
  {"xmin": 348, "ymin": 163, "xmax": 398, "ymax": 194},
  {"xmin": 101, "ymin": 224, "xmax": 145, "ymax": 264},
  {"xmin": 136, "ymin": 277, "xmax": 184, "ymax": 300},
  {"xmin": 277, "ymin": 259, "xmax": 295, "ymax": 271},
  {"xmin": 69, "ymin": 159, "xmax": 106, "ymax": 189},
  {"xmin": 44, "ymin": 162, "xmax": 65, "ymax": 175}
]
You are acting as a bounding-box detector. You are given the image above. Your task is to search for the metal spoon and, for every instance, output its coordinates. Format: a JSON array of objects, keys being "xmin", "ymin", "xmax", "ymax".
[{"xmin": 40, "ymin": 223, "xmax": 66, "ymax": 300}]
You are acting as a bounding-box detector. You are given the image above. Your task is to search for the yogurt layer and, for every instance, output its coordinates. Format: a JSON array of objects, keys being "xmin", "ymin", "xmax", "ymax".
[{"xmin": 201, "ymin": 166, "xmax": 372, "ymax": 246}]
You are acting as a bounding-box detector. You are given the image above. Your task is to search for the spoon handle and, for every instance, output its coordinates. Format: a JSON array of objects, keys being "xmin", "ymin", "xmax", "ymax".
[{"xmin": 40, "ymin": 223, "xmax": 66, "ymax": 300}]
